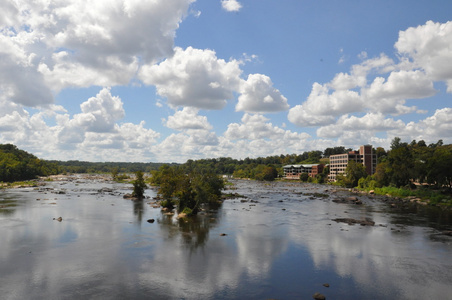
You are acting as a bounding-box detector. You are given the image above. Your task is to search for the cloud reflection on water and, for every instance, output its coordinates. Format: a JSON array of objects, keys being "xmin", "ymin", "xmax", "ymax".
[{"xmin": 0, "ymin": 179, "xmax": 451, "ymax": 299}]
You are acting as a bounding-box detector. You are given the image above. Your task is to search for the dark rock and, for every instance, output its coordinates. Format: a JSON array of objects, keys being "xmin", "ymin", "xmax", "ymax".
[
  {"xmin": 220, "ymin": 233, "xmax": 227, "ymax": 236},
  {"xmin": 332, "ymin": 197, "xmax": 363, "ymax": 205},
  {"xmin": 147, "ymin": 219, "xmax": 155, "ymax": 223},
  {"xmin": 333, "ymin": 218, "xmax": 375, "ymax": 226},
  {"xmin": 313, "ymin": 292, "xmax": 326, "ymax": 300}
]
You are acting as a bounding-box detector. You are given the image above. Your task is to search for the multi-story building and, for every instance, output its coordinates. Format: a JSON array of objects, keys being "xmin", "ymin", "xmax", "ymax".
[
  {"xmin": 283, "ymin": 164, "xmax": 325, "ymax": 179},
  {"xmin": 328, "ymin": 145, "xmax": 376, "ymax": 182}
]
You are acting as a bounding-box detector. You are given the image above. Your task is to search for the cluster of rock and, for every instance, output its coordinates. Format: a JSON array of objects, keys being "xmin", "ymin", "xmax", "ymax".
[
  {"xmin": 332, "ymin": 196, "xmax": 363, "ymax": 205},
  {"xmin": 332, "ymin": 217, "xmax": 375, "ymax": 226}
]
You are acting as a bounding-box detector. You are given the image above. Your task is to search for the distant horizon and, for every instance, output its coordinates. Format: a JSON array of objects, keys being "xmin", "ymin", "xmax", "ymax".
[{"xmin": 1, "ymin": 1, "xmax": 451, "ymax": 163}]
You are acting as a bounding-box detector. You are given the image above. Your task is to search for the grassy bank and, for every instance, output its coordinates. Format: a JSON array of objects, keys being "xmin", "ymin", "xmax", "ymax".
[{"xmin": 363, "ymin": 186, "xmax": 452, "ymax": 208}]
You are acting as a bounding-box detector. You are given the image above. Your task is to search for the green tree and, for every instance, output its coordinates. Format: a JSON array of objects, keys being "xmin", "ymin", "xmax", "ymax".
[
  {"xmin": 132, "ymin": 171, "xmax": 147, "ymax": 199},
  {"xmin": 387, "ymin": 145, "xmax": 414, "ymax": 187},
  {"xmin": 299, "ymin": 172, "xmax": 309, "ymax": 182},
  {"xmin": 0, "ymin": 144, "xmax": 59, "ymax": 182},
  {"xmin": 410, "ymin": 140, "xmax": 432, "ymax": 184},
  {"xmin": 427, "ymin": 146, "xmax": 452, "ymax": 188},
  {"xmin": 255, "ymin": 165, "xmax": 278, "ymax": 181},
  {"xmin": 111, "ymin": 167, "xmax": 119, "ymax": 181},
  {"xmin": 150, "ymin": 165, "xmax": 224, "ymax": 215},
  {"xmin": 323, "ymin": 146, "xmax": 347, "ymax": 157},
  {"xmin": 338, "ymin": 160, "xmax": 367, "ymax": 188},
  {"xmin": 373, "ymin": 161, "xmax": 390, "ymax": 187}
]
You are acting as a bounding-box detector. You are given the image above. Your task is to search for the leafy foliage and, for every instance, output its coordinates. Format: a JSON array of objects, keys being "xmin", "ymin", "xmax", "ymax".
[
  {"xmin": 299, "ymin": 172, "xmax": 309, "ymax": 182},
  {"xmin": 48, "ymin": 160, "xmax": 172, "ymax": 174},
  {"xmin": 132, "ymin": 171, "xmax": 147, "ymax": 199},
  {"xmin": 0, "ymin": 144, "xmax": 59, "ymax": 182},
  {"xmin": 337, "ymin": 160, "xmax": 368, "ymax": 188},
  {"xmin": 150, "ymin": 165, "xmax": 225, "ymax": 215}
]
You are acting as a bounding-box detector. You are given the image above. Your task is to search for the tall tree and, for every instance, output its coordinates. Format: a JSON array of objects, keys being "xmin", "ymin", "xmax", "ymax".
[
  {"xmin": 387, "ymin": 143, "xmax": 414, "ymax": 187},
  {"xmin": 345, "ymin": 160, "xmax": 368, "ymax": 187},
  {"xmin": 427, "ymin": 146, "xmax": 452, "ymax": 188},
  {"xmin": 132, "ymin": 171, "xmax": 147, "ymax": 199}
]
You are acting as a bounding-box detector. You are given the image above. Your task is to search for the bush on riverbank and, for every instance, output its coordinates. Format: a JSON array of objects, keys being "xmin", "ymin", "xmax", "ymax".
[{"xmin": 359, "ymin": 185, "xmax": 452, "ymax": 207}]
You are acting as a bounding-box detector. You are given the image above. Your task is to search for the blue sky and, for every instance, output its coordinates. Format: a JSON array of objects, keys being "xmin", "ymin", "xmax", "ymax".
[{"xmin": 1, "ymin": 0, "xmax": 451, "ymax": 162}]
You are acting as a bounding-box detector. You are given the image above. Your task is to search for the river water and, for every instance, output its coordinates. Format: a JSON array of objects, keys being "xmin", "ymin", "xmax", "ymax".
[{"xmin": 0, "ymin": 176, "xmax": 451, "ymax": 300}]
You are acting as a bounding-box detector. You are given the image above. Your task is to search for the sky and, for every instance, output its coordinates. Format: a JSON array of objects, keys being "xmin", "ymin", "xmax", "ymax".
[{"xmin": 1, "ymin": 0, "xmax": 451, "ymax": 163}]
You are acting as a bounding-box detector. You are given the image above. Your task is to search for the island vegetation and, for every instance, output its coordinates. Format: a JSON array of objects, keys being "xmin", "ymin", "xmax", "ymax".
[{"xmin": 149, "ymin": 165, "xmax": 224, "ymax": 216}]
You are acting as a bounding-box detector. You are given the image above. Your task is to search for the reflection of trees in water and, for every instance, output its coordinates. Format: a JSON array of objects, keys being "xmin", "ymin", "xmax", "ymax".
[
  {"xmin": 132, "ymin": 199, "xmax": 144, "ymax": 223},
  {"xmin": 0, "ymin": 199, "xmax": 18, "ymax": 216},
  {"xmin": 387, "ymin": 203, "xmax": 452, "ymax": 230},
  {"xmin": 158, "ymin": 203, "xmax": 222, "ymax": 251}
]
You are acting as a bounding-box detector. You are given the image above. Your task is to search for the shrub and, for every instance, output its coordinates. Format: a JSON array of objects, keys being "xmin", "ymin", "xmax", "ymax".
[{"xmin": 299, "ymin": 172, "xmax": 309, "ymax": 182}]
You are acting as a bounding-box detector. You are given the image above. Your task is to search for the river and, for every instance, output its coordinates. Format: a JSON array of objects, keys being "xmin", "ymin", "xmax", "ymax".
[{"xmin": 0, "ymin": 175, "xmax": 451, "ymax": 299}]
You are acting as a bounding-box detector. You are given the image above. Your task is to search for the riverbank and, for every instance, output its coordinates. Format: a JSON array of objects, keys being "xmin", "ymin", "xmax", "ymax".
[{"xmin": 346, "ymin": 186, "xmax": 452, "ymax": 210}]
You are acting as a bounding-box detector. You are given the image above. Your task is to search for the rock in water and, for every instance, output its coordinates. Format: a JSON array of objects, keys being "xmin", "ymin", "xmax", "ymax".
[{"xmin": 313, "ymin": 292, "xmax": 326, "ymax": 300}]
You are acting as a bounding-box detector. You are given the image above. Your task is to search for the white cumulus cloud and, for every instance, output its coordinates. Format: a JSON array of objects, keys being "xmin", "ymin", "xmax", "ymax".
[
  {"xmin": 164, "ymin": 107, "xmax": 213, "ymax": 130},
  {"xmin": 139, "ymin": 47, "xmax": 242, "ymax": 109},
  {"xmin": 288, "ymin": 21, "xmax": 451, "ymax": 129},
  {"xmin": 236, "ymin": 74, "xmax": 290, "ymax": 113},
  {"xmin": 0, "ymin": 0, "xmax": 194, "ymax": 104},
  {"xmin": 221, "ymin": 0, "xmax": 242, "ymax": 12},
  {"xmin": 395, "ymin": 20, "xmax": 452, "ymax": 91},
  {"xmin": 72, "ymin": 87, "xmax": 125, "ymax": 133}
]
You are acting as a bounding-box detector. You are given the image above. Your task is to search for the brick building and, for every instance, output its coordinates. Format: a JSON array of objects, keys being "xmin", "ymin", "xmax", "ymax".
[
  {"xmin": 283, "ymin": 164, "xmax": 325, "ymax": 179},
  {"xmin": 328, "ymin": 145, "xmax": 376, "ymax": 182}
]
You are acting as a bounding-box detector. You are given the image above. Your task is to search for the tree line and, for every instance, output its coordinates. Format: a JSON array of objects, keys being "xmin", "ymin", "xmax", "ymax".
[
  {"xmin": 47, "ymin": 160, "xmax": 173, "ymax": 174},
  {"xmin": 355, "ymin": 138, "xmax": 452, "ymax": 189},
  {"xmin": 0, "ymin": 144, "xmax": 59, "ymax": 182},
  {"xmin": 0, "ymin": 143, "xmax": 177, "ymax": 182},
  {"xmin": 3, "ymin": 139, "xmax": 450, "ymax": 192}
]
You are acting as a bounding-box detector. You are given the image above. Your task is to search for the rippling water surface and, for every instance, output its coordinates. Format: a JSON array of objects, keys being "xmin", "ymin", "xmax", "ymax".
[{"xmin": 1, "ymin": 176, "xmax": 451, "ymax": 300}]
